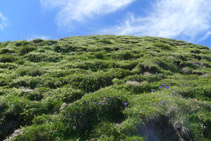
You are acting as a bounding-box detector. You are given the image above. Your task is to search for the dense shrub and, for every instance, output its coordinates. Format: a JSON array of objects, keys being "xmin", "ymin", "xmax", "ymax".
[
  {"xmin": 62, "ymin": 89, "xmax": 127, "ymax": 136},
  {"xmin": 15, "ymin": 41, "xmax": 29, "ymax": 47},
  {"xmin": 153, "ymin": 42, "xmax": 171, "ymax": 50},
  {"xmin": 16, "ymin": 68, "xmax": 45, "ymax": 76},
  {"xmin": 176, "ymin": 86, "xmax": 211, "ymax": 100},
  {"xmin": 25, "ymin": 52, "xmax": 61, "ymax": 62},
  {"xmin": 24, "ymin": 53, "xmax": 46, "ymax": 62},
  {"xmin": 109, "ymin": 68, "xmax": 131, "ymax": 79},
  {"xmin": 43, "ymin": 77, "xmax": 66, "ymax": 89},
  {"xmin": 67, "ymin": 73, "xmax": 113, "ymax": 92},
  {"xmin": 13, "ymin": 121, "xmax": 66, "ymax": 141},
  {"xmin": 120, "ymin": 81, "xmax": 151, "ymax": 93},
  {"xmin": 19, "ymin": 90, "xmax": 43, "ymax": 101},
  {"xmin": 94, "ymin": 52, "xmax": 104, "ymax": 59},
  {"xmin": 0, "ymin": 55, "xmax": 17, "ymax": 63},
  {"xmin": 54, "ymin": 45, "xmax": 64, "ymax": 53},
  {"xmin": 54, "ymin": 45, "xmax": 76, "ymax": 53},
  {"xmin": 90, "ymin": 121, "xmax": 124, "ymax": 140},
  {"xmin": 100, "ymin": 39, "xmax": 113, "ymax": 44},
  {"xmin": 45, "ymin": 87, "xmax": 83, "ymax": 103},
  {"xmin": 0, "ymin": 63, "xmax": 18, "ymax": 69},
  {"xmin": 0, "ymin": 48, "xmax": 15, "ymax": 54},
  {"xmin": 124, "ymin": 74, "xmax": 163, "ymax": 83},
  {"xmin": 9, "ymin": 76, "xmax": 43, "ymax": 89},
  {"xmin": 0, "ymin": 76, "xmax": 12, "ymax": 86},
  {"xmin": 156, "ymin": 59, "xmax": 179, "ymax": 72},
  {"xmin": 0, "ymin": 96, "xmax": 48, "ymax": 140},
  {"xmin": 140, "ymin": 64, "xmax": 161, "ymax": 74},
  {"xmin": 112, "ymin": 51, "xmax": 134, "ymax": 60},
  {"xmin": 39, "ymin": 40, "xmax": 57, "ymax": 46},
  {"xmin": 75, "ymin": 60, "xmax": 110, "ymax": 71},
  {"xmin": 15, "ymin": 59, "xmax": 25, "ymax": 65},
  {"xmin": 19, "ymin": 46, "xmax": 36, "ymax": 55},
  {"xmin": 32, "ymin": 39, "xmax": 44, "ymax": 44},
  {"xmin": 65, "ymin": 69, "xmax": 130, "ymax": 92}
]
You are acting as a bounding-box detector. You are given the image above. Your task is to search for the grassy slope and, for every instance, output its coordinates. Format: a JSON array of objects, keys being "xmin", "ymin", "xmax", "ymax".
[{"xmin": 0, "ymin": 35, "xmax": 210, "ymax": 140}]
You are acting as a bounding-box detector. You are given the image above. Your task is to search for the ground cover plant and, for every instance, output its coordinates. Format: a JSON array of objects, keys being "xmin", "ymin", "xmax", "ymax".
[{"xmin": 0, "ymin": 35, "xmax": 210, "ymax": 141}]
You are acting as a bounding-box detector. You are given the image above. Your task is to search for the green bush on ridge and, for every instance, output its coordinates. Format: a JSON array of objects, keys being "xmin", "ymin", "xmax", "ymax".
[{"xmin": 19, "ymin": 46, "xmax": 37, "ymax": 55}]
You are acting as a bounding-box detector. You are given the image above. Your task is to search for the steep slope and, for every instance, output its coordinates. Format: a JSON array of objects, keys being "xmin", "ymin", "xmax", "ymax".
[{"xmin": 0, "ymin": 35, "xmax": 210, "ymax": 140}]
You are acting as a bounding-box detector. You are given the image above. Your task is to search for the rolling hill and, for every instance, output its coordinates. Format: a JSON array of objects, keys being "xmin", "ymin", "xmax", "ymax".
[{"xmin": 0, "ymin": 35, "xmax": 210, "ymax": 140}]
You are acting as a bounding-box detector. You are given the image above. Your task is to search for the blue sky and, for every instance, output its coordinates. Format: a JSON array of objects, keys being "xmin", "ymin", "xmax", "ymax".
[{"xmin": 0, "ymin": 0, "xmax": 211, "ymax": 47}]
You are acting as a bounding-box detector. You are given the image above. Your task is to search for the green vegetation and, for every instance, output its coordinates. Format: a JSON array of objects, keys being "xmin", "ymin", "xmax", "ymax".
[{"xmin": 0, "ymin": 35, "xmax": 210, "ymax": 140}]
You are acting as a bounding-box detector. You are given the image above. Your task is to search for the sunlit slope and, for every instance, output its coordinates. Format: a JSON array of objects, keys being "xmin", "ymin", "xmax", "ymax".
[{"xmin": 0, "ymin": 35, "xmax": 210, "ymax": 140}]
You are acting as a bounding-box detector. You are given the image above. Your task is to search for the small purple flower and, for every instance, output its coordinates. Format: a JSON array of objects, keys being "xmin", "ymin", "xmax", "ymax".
[
  {"xmin": 193, "ymin": 62, "xmax": 196, "ymax": 65},
  {"xmin": 124, "ymin": 102, "xmax": 128, "ymax": 106},
  {"xmin": 159, "ymin": 91, "xmax": 162, "ymax": 94},
  {"xmin": 152, "ymin": 89, "xmax": 155, "ymax": 92},
  {"xmin": 161, "ymin": 100, "xmax": 165, "ymax": 104},
  {"xmin": 98, "ymin": 102, "xmax": 102, "ymax": 105},
  {"xmin": 171, "ymin": 94, "xmax": 173, "ymax": 96},
  {"xmin": 159, "ymin": 86, "xmax": 162, "ymax": 89},
  {"xmin": 166, "ymin": 86, "xmax": 169, "ymax": 89},
  {"xmin": 162, "ymin": 84, "xmax": 165, "ymax": 86}
]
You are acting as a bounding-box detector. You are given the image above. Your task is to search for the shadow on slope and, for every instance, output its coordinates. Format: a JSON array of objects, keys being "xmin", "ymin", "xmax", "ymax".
[{"xmin": 138, "ymin": 115, "xmax": 191, "ymax": 141}]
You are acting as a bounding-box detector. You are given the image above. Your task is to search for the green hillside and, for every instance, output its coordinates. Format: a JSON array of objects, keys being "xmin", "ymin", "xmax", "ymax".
[{"xmin": 0, "ymin": 35, "xmax": 210, "ymax": 140}]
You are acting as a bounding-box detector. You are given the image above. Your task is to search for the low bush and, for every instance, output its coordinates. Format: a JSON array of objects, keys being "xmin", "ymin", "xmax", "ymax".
[
  {"xmin": 176, "ymin": 86, "xmax": 211, "ymax": 100},
  {"xmin": 25, "ymin": 52, "xmax": 62, "ymax": 62},
  {"xmin": 100, "ymin": 39, "xmax": 113, "ymax": 44},
  {"xmin": 31, "ymin": 39, "xmax": 44, "ymax": 44},
  {"xmin": 43, "ymin": 77, "xmax": 66, "ymax": 89},
  {"xmin": 39, "ymin": 40, "xmax": 57, "ymax": 46},
  {"xmin": 44, "ymin": 87, "xmax": 83, "ymax": 103},
  {"xmin": 0, "ymin": 96, "xmax": 49, "ymax": 140},
  {"xmin": 124, "ymin": 74, "xmax": 163, "ymax": 83},
  {"xmin": 112, "ymin": 51, "xmax": 134, "ymax": 60},
  {"xmin": 156, "ymin": 59, "xmax": 179, "ymax": 72},
  {"xmin": 19, "ymin": 46, "xmax": 36, "ymax": 55},
  {"xmin": 62, "ymin": 89, "xmax": 127, "ymax": 137},
  {"xmin": 0, "ymin": 48, "xmax": 15, "ymax": 54},
  {"xmin": 75, "ymin": 60, "xmax": 110, "ymax": 71},
  {"xmin": 9, "ymin": 76, "xmax": 43, "ymax": 89},
  {"xmin": 67, "ymin": 73, "xmax": 113, "ymax": 92},
  {"xmin": 16, "ymin": 68, "xmax": 45, "ymax": 77},
  {"xmin": 153, "ymin": 42, "xmax": 171, "ymax": 50},
  {"xmin": 65, "ymin": 69, "xmax": 130, "ymax": 92},
  {"xmin": 0, "ymin": 55, "xmax": 17, "ymax": 63},
  {"xmin": 13, "ymin": 122, "xmax": 66, "ymax": 141},
  {"xmin": 19, "ymin": 90, "xmax": 43, "ymax": 101},
  {"xmin": 0, "ymin": 76, "xmax": 13, "ymax": 86},
  {"xmin": 119, "ymin": 81, "xmax": 151, "ymax": 94},
  {"xmin": 90, "ymin": 121, "xmax": 124, "ymax": 140},
  {"xmin": 0, "ymin": 63, "xmax": 18, "ymax": 69},
  {"xmin": 15, "ymin": 41, "xmax": 29, "ymax": 47},
  {"xmin": 94, "ymin": 52, "xmax": 104, "ymax": 59}
]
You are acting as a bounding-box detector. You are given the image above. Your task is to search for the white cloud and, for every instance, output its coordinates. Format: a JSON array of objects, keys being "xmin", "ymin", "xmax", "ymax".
[
  {"xmin": 40, "ymin": 0, "xmax": 135, "ymax": 26},
  {"xmin": 27, "ymin": 35, "xmax": 50, "ymax": 41},
  {"xmin": 199, "ymin": 31, "xmax": 211, "ymax": 41},
  {"xmin": 103, "ymin": 0, "xmax": 211, "ymax": 41},
  {"xmin": 0, "ymin": 12, "xmax": 7, "ymax": 30}
]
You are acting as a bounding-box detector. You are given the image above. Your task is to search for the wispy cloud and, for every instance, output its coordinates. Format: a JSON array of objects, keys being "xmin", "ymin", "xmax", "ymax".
[
  {"xmin": 103, "ymin": 0, "xmax": 211, "ymax": 42},
  {"xmin": 40, "ymin": 0, "xmax": 135, "ymax": 26},
  {"xmin": 199, "ymin": 31, "xmax": 211, "ymax": 41},
  {"xmin": 0, "ymin": 12, "xmax": 7, "ymax": 30}
]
